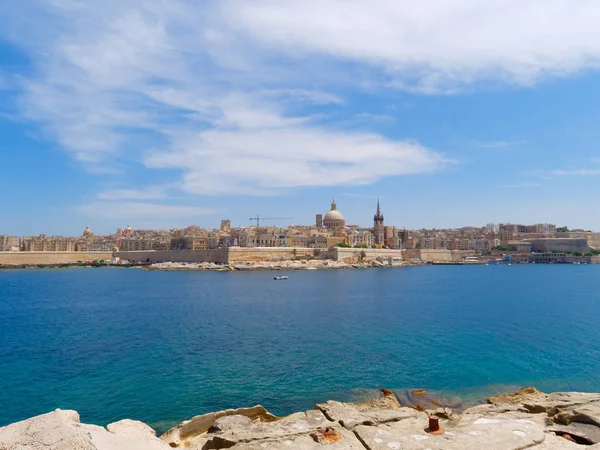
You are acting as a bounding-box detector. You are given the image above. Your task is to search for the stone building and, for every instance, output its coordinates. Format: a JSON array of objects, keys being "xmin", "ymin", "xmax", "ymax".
[
  {"xmin": 1, "ymin": 235, "xmax": 20, "ymax": 251},
  {"xmin": 384, "ymin": 226, "xmax": 400, "ymax": 249},
  {"xmin": 171, "ymin": 236, "xmax": 208, "ymax": 250},
  {"xmin": 349, "ymin": 230, "xmax": 373, "ymax": 248},
  {"xmin": 22, "ymin": 235, "xmax": 75, "ymax": 252}
]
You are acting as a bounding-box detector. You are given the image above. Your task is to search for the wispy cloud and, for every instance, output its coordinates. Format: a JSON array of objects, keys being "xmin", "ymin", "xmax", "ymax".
[
  {"xmin": 340, "ymin": 192, "xmax": 382, "ymax": 199},
  {"xmin": 96, "ymin": 186, "xmax": 170, "ymax": 200},
  {"xmin": 523, "ymin": 168, "xmax": 600, "ymax": 178},
  {"xmin": 79, "ymin": 202, "xmax": 217, "ymax": 220},
  {"xmin": 145, "ymin": 130, "xmax": 450, "ymax": 195},
  {"xmin": 473, "ymin": 140, "xmax": 527, "ymax": 149},
  {"xmin": 551, "ymin": 169, "xmax": 600, "ymax": 176},
  {"xmin": 353, "ymin": 113, "xmax": 396, "ymax": 124},
  {"xmin": 502, "ymin": 182, "xmax": 541, "ymax": 188}
]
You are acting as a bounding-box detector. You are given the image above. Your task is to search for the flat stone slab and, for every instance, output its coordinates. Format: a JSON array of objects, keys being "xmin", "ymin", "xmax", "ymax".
[
  {"xmin": 229, "ymin": 426, "xmax": 365, "ymax": 449},
  {"xmin": 204, "ymin": 410, "xmax": 333, "ymax": 446},
  {"xmin": 316, "ymin": 399, "xmax": 421, "ymax": 430},
  {"xmin": 355, "ymin": 414, "xmax": 546, "ymax": 450}
]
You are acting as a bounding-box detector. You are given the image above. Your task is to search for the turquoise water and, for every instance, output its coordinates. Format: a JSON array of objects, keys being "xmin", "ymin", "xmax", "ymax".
[{"xmin": 1, "ymin": 265, "xmax": 600, "ymax": 432}]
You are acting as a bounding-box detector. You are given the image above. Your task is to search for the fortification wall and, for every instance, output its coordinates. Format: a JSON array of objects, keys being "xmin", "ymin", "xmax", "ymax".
[
  {"xmin": 114, "ymin": 249, "xmax": 228, "ymax": 264},
  {"xmin": 322, "ymin": 248, "xmax": 403, "ymax": 262},
  {"xmin": 587, "ymin": 233, "xmax": 600, "ymax": 250},
  {"xmin": 529, "ymin": 238, "xmax": 589, "ymax": 253},
  {"xmin": 227, "ymin": 247, "xmax": 316, "ymax": 262},
  {"xmin": 401, "ymin": 249, "xmax": 475, "ymax": 262},
  {"xmin": 0, "ymin": 251, "xmax": 113, "ymax": 266}
]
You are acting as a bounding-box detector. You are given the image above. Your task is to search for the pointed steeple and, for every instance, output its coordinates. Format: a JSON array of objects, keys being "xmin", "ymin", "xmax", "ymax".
[{"xmin": 374, "ymin": 198, "xmax": 384, "ymax": 224}]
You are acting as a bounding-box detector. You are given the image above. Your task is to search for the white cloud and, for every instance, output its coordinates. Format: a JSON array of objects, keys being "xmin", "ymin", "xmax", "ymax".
[
  {"xmin": 79, "ymin": 202, "xmax": 216, "ymax": 220},
  {"xmin": 96, "ymin": 186, "xmax": 169, "ymax": 200},
  {"xmin": 145, "ymin": 127, "xmax": 448, "ymax": 195},
  {"xmin": 222, "ymin": 0, "xmax": 600, "ymax": 93},
  {"xmin": 4, "ymin": 0, "xmax": 600, "ymax": 197}
]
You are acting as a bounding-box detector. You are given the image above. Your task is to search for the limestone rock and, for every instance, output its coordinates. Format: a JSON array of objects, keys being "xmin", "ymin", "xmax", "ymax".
[
  {"xmin": 0, "ymin": 409, "xmax": 170, "ymax": 450},
  {"xmin": 315, "ymin": 399, "xmax": 420, "ymax": 430},
  {"xmin": 206, "ymin": 410, "xmax": 332, "ymax": 445},
  {"xmin": 209, "ymin": 415, "xmax": 254, "ymax": 433},
  {"xmin": 160, "ymin": 405, "xmax": 279, "ymax": 448},
  {"xmin": 354, "ymin": 410, "xmax": 546, "ymax": 449},
  {"xmin": 230, "ymin": 426, "xmax": 365, "ymax": 449},
  {"xmin": 0, "ymin": 410, "xmax": 94, "ymax": 450}
]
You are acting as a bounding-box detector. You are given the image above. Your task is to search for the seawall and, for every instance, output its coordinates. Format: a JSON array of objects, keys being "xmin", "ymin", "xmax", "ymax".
[
  {"xmin": 114, "ymin": 247, "xmax": 404, "ymax": 264},
  {"xmin": 0, "ymin": 251, "xmax": 113, "ymax": 266}
]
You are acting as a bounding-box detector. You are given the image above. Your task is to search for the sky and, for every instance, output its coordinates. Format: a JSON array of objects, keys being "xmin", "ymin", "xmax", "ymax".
[{"xmin": 1, "ymin": 0, "xmax": 600, "ymax": 236}]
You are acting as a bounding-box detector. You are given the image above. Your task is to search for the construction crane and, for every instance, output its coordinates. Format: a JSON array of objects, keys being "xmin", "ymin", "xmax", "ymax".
[{"xmin": 249, "ymin": 215, "xmax": 293, "ymax": 228}]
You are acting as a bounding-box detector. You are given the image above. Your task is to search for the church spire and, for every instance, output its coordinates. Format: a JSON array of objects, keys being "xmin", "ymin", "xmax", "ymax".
[{"xmin": 376, "ymin": 198, "xmax": 381, "ymax": 216}]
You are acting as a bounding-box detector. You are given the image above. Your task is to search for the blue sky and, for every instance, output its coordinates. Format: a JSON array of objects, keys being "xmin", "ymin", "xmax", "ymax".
[{"xmin": 2, "ymin": 0, "xmax": 600, "ymax": 236}]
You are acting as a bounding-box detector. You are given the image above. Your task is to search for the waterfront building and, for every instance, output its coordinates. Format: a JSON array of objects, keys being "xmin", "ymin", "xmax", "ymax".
[
  {"xmin": 348, "ymin": 230, "xmax": 374, "ymax": 248},
  {"xmin": 384, "ymin": 226, "xmax": 400, "ymax": 249},
  {"xmin": 1, "ymin": 235, "xmax": 20, "ymax": 252},
  {"xmin": 171, "ymin": 236, "xmax": 208, "ymax": 250},
  {"xmin": 22, "ymin": 235, "xmax": 75, "ymax": 252},
  {"xmin": 323, "ymin": 199, "xmax": 346, "ymax": 230},
  {"xmin": 398, "ymin": 229, "xmax": 409, "ymax": 249},
  {"xmin": 373, "ymin": 200, "xmax": 384, "ymax": 246}
]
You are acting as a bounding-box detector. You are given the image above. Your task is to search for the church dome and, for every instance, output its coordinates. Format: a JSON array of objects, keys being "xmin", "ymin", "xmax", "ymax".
[
  {"xmin": 324, "ymin": 199, "xmax": 345, "ymax": 229},
  {"xmin": 324, "ymin": 210, "xmax": 345, "ymax": 221},
  {"xmin": 82, "ymin": 226, "xmax": 92, "ymax": 237}
]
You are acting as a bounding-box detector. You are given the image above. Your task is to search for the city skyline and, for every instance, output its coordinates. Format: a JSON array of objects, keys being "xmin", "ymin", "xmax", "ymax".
[
  {"xmin": 0, "ymin": 195, "xmax": 589, "ymax": 237},
  {"xmin": 3, "ymin": 1, "xmax": 600, "ymax": 235}
]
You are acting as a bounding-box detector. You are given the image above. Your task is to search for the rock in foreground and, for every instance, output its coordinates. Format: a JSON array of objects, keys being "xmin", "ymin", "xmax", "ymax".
[
  {"xmin": 3, "ymin": 388, "xmax": 600, "ymax": 449},
  {"xmin": 0, "ymin": 409, "xmax": 170, "ymax": 450}
]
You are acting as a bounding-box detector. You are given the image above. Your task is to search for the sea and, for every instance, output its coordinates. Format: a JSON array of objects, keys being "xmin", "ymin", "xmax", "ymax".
[{"xmin": 1, "ymin": 265, "xmax": 600, "ymax": 433}]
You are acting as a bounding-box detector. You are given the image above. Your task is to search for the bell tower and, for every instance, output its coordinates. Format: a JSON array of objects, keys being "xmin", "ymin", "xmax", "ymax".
[{"xmin": 373, "ymin": 199, "xmax": 384, "ymax": 246}]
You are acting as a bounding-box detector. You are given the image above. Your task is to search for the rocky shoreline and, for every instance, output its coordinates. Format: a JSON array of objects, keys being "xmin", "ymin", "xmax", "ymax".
[
  {"xmin": 2, "ymin": 387, "xmax": 600, "ymax": 449},
  {"xmin": 145, "ymin": 259, "xmax": 412, "ymax": 271}
]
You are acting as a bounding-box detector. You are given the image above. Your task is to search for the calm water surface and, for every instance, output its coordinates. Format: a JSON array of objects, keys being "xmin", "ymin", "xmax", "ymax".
[{"xmin": 1, "ymin": 265, "xmax": 600, "ymax": 431}]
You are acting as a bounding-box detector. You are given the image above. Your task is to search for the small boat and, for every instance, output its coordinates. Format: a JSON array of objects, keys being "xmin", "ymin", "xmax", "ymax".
[{"xmin": 274, "ymin": 276, "xmax": 289, "ymax": 280}]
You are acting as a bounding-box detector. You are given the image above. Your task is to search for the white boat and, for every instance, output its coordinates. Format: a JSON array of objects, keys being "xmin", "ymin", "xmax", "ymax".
[{"xmin": 274, "ymin": 276, "xmax": 289, "ymax": 280}]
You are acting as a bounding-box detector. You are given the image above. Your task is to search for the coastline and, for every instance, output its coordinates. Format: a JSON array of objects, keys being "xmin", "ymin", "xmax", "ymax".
[
  {"xmin": 2, "ymin": 387, "xmax": 599, "ymax": 449},
  {"xmin": 1, "ymin": 259, "xmax": 597, "ymax": 271},
  {"xmin": 144, "ymin": 259, "xmax": 412, "ymax": 271}
]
